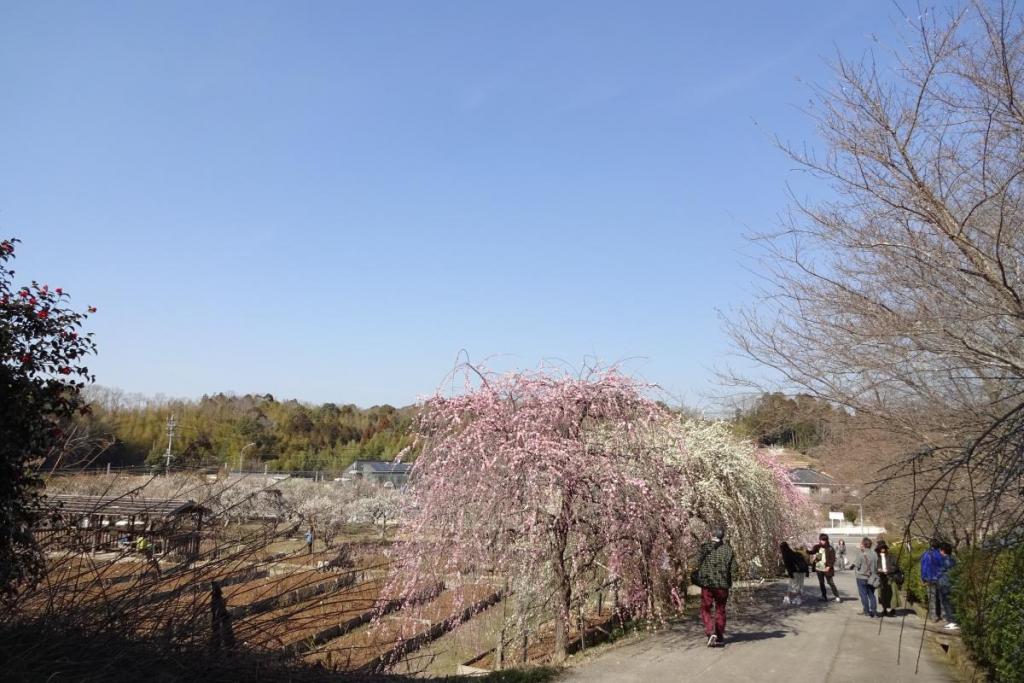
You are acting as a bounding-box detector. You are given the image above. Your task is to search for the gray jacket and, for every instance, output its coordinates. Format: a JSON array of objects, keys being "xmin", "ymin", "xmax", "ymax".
[{"xmin": 854, "ymin": 547, "xmax": 879, "ymax": 585}]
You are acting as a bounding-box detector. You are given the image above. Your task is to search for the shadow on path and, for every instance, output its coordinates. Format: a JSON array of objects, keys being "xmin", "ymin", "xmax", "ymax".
[
  {"xmin": 644, "ymin": 579, "xmax": 830, "ymax": 652},
  {"xmin": 561, "ymin": 573, "xmax": 957, "ymax": 683},
  {"xmin": 724, "ymin": 629, "xmax": 788, "ymax": 644}
]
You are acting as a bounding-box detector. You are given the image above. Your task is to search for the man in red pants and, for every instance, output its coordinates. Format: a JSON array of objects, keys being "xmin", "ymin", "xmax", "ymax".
[{"xmin": 693, "ymin": 525, "xmax": 738, "ymax": 647}]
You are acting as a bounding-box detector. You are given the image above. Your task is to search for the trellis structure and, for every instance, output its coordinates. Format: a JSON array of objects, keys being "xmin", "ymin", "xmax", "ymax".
[{"xmin": 40, "ymin": 494, "xmax": 209, "ymax": 558}]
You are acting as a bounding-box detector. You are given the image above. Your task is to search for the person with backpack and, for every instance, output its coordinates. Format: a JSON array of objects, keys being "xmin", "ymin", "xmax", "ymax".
[
  {"xmin": 920, "ymin": 539, "xmax": 944, "ymax": 622},
  {"xmin": 780, "ymin": 541, "xmax": 809, "ymax": 606},
  {"xmin": 808, "ymin": 533, "xmax": 842, "ymax": 602},
  {"xmin": 693, "ymin": 525, "xmax": 738, "ymax": 647}
]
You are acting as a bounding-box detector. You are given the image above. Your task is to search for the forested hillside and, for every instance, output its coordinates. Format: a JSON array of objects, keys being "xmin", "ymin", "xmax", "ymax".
[{"xmin": 79, "ymin": 386, "xmax": 415, "ymax": 471}]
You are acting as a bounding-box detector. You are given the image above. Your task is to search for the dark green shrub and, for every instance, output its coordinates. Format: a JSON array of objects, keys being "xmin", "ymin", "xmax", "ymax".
[
  {"xmin": 955, "ymin": 543, "xmax": 1024, "ymax": 682},
  {"xmin": 894, "ymin": 540, "xmax": 930, "ymax": 604}
]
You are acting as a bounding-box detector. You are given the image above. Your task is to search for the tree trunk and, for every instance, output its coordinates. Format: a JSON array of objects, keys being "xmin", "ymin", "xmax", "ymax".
[
  {"xmin": 551, "ymin": 525, "xmax": 571, "ymax": 663},
  {"xmin": 494, "ymin": 622, "xmax": 505, "ymax": 670},
  {"xmin": 641, "ymin": 538, "xmax": 655, "ymax": 618},
  {"xmin": 578, "ymin": 604, "xmax": 586, "ymax": 651},
  {"xmin": 494, "ymin": 581, "xmax": 508, "ymax": 670}
]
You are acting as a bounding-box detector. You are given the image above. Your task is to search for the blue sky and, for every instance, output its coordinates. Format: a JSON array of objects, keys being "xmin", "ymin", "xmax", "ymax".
[{"xmin": 1, "ymin": 1, "xmax": 917, "ymax": 407}]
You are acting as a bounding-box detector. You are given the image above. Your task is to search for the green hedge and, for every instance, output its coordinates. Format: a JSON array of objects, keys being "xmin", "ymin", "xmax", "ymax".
[
  {"xmin": 871, "ymin": 539, "xmax": 1024, "ymax": 680},
  {"xmin": 894, "ymin": 540, "xmax": 930, "ymax": 604},
  {"xmin": 955, "ymin": 544, "xmax": 1024, "ymax": 682}
]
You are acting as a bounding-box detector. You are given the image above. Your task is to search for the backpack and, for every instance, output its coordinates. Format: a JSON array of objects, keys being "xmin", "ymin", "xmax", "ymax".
[
  {"xmin": 892, "ymin": 567, "xmax": 905, "ymax": 586},
  {"xmin": 690, "ymin": 544, "xmax": 713, "ymax": 587}
]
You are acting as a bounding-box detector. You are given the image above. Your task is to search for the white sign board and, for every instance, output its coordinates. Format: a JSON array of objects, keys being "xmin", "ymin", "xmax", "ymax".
[{"xmin": 828, "ymin": 512, "xmax": 845, "ymax": 521}]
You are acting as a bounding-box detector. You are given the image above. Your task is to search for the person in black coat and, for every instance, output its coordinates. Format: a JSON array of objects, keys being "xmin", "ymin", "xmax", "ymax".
[
  {"xmin": 875, "ymin": 540, "xmax": 899, "ymax": 616},
  {"xmin": 780, "ymin": 542, "xmax": 810, "ymax": 606}
]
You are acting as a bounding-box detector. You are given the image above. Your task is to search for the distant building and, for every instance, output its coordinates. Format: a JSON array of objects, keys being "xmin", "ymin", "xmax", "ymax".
[
  {"xmin": 42, "ymin": 494, "xmax": 209, "ymax": 558},
  {"xmin": 788, "ymin": 468, "xmax": 836, "ymax": 497},
  {"xmin": 759, "ymin": 447, "xmax": 813, "ymax": 470},
  {"xmin": 341, "ymin": 460, "xmax": 412, "ymax": 488}
]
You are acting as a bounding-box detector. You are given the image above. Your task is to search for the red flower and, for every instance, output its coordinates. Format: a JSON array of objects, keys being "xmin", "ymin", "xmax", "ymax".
[
  {"xmin": 58, "ymin": 367, "xmax": 72, "ymax": 375},
  {"xmin": 38, "ymin": 309, "xmax": 49, "ymax": 319},
  {"xmin": 55, "ymin": 287, "xmax": 63, "ymax": 295},
  {"xmin": 20, "ymin": 353, "xmax": 31, "ymax": 364},
  {"xmin": 87, "ymin": 306, "xmax": 97, "ymax": 313}
]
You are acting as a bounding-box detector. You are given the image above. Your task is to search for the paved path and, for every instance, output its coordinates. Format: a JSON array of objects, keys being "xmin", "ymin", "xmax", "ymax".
[{"xmin": 562, "ymin": 568, "xmax": 957, "ymax": 682}]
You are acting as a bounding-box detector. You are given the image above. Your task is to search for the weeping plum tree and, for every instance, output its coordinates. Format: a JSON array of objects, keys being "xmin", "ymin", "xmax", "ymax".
[
  {"xmin": 388, "ymin": 366, "xmax": 689, "ymax": 662},
  {"xmin": 385, "ymin": 365, "xmax": 811, "ymax": 663},
  {"xmin": 661, "ymin": 420, "xmax": 815, "ymax": 569}
]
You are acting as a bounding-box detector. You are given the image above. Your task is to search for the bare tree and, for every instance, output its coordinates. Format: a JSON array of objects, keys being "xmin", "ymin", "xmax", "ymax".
[{"xmin": 726, "ymin": 1, "xmax": 1024, "ymax": 543}]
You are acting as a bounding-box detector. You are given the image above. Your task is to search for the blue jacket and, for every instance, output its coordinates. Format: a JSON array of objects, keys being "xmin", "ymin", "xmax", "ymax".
[
  {"xmin": 920, "ymin": 548, "xmax": 943, "ymax": 582},
  {"xmin": 937, "ymin": 555, "xmax": 956, "ymax": 588}
]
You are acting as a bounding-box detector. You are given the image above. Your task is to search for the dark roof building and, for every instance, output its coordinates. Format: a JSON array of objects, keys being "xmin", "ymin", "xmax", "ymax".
[
  {"xmin": 788, "ymin": 468, "xmax": 835, "ymax": 486},
  {"xmin": 788, "ymin": 468, "xmax": 836, "ymax": 496},
  {"xmin": 341, "ymin": 460, "xmax": 412, "ymax": 487}
]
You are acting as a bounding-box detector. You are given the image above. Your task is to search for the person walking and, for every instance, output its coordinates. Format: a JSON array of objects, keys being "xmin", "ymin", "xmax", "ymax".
[
  {"xmin": 809, "ymin": 534, "xmax": 842, "ymax": 602},
  {"xmin": 693, "ymin": 526, "xmax": 738, "ymax": 647},
  {"xmin": 938, "ymin": 543, "xmax": 959, "ymax": 630},
  {"xmin": 875, "ymin": 540, "xmax": 900, "ymax": 616},
  {"xmin": 853, "ymin": 537, "xmax": 879, "ymax": 617},
  {"xmin": 780, "ymin": 542, "xmax": 809, "ymax": 606},
  {"xmin": 136, "ymin": 534, "xmax": 161, "ymax": 577},
  {"xmin": 920, "ymin": 539, "xmax": 944, "ymax": 622},
  {"xmin": 210, "ymin": 581, "xmax": 236, "ymax": 650},
  {"xmin": 305, "ymin": 528, "xmax": 314, "ymax": 555},
  {"xmin": 837, "ymin": 539, "xmax": 847, "ymax": 571}
]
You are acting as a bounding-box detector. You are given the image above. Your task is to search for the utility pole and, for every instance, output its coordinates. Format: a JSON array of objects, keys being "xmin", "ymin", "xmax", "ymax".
[
  {"xmin": 238, "ymin": 442, "xmax": 256, "ymax": 474},
  {"xmin": 164, "ymin": 414, "xmax": 177, "ymax": 476}
]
